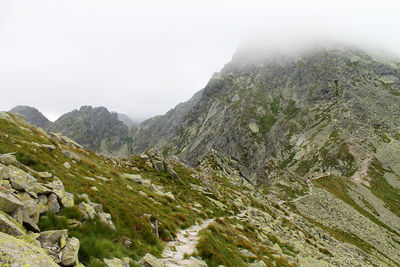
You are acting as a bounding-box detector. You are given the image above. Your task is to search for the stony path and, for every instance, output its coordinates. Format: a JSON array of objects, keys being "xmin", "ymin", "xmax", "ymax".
[
  {"xmin": 161, "ymin": 219, "xmax": 215, "ymax": 266},
  {"xmin": 279, "ymin": 173, "xmax": 328, "ymax": 205}
]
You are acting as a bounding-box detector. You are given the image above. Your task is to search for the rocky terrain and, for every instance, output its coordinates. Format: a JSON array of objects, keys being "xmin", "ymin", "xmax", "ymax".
[{"xmin": 2, "ymin": 44, "xmax": 400, "ymax": 266}]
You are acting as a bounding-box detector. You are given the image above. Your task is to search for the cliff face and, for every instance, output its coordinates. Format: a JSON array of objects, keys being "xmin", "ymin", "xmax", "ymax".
[{"xmin": 47, "ymin": 106, "xmax": 130, "ymax": 156}]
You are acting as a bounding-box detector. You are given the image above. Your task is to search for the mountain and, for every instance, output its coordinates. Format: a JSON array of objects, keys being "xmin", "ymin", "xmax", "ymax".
[
  {"xmin": 160, "ymin": 45, "xmax": 400, "ymax": 184},
  {"xmin": 47, "ymin": 106, "xmax": 130, "ymax": 156},
  {"xmin": 9, "ymin": 105, "xmax": 51, "ymax": 128},
  {"xmin": 113, "ymin": 112, "xmax": 137, "ymax": 127},
  {"xmin": 130, "ymin": 89, "xmax": 204, "ymax": 153},
  {"xmin": 1, "ymin": 44, "xmax": 400, "ymax": 266},
  {"xmin": 128, "ymin": 44, "xmax": 400, "ymax": 265}
]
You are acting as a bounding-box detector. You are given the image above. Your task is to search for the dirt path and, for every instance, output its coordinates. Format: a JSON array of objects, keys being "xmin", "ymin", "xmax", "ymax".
[
  {"xmin": 278, "ymin": 173, "xmax": 328, "ymax": 205},
  {"xmin": 161, "ymin": 219, "xmax": 214, "ymax": 266}
]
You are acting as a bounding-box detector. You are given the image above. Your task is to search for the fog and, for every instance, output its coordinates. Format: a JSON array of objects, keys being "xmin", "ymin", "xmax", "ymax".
[{"xmin": 1, "ymin": 0, "xmax": 399, "ymax": 122}]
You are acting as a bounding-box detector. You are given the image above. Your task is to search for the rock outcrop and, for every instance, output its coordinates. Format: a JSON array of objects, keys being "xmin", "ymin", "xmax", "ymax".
[{"xmin": 0, "ymin": 155, "xmax": 85, "ymax": 266}]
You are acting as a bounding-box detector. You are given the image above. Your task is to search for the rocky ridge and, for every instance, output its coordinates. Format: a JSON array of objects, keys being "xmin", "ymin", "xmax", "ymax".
[{"xmin": 47, "ymin": 106, "xmax": 130, "ymax": 157}]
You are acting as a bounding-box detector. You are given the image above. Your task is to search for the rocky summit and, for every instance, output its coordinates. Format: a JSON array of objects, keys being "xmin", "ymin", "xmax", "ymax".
[
  {"xmin": 10, "ymin": 105, "xmax": 52, "ymax": 129},
  {"xmin": 47, "ymin": 106, "xmax": 131, "ymax": 157},
  {"xmin": 1, "ymin": 44, "xmax": 400, "ymax": 267}
]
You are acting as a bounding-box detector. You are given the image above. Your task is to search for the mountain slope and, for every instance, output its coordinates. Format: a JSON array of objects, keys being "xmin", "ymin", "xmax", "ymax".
[
  {"xmin": 10, "ymin": 105, "xmax": 51, "ymax": 128},
  {"xmin": 47, "ymin": 106, "xmax": 130, "ymax": 156},
  {"xmin": 167, "ymin": 46, "xmax": 400, "ymax": 184},
  {"xmin": 130, "ymin": 89, "xmax": 203, "ymax": 153},
  {"xmin": 2, "ymin": 111, "xmax": 400, "ymax": 266}
]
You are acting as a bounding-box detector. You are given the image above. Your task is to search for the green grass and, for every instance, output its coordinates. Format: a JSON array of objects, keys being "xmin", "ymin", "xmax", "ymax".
[
  {"xmin": 197, "ymin": 218, "xmax": 295, "ymax": 267},
  {"xmin": 258, "ymin": 113, "xmax": 277, "ymax": 135},
  {"xmin": 368, "ymin": 159, "xmax": 400, "ymax": 218},
  {"xmin": 295, "ymin": 154, "xmax": 318, "ymax": 176},
  {"xmin": 302, "ymin": 215, "xmax": 375, "ymax": 254},
  {"xmin": 314, "ymin": 175, "xmax": 399, "ymax": 236},
  {"xmin": 284, "ymin": 100, "xmax": 300, "ymax": 120}
]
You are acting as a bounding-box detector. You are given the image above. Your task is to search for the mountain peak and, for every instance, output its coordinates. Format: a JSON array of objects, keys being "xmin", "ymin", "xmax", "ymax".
[{"xmin": 9, "ymin": 105, "xmax": 51, "ymax": 128}]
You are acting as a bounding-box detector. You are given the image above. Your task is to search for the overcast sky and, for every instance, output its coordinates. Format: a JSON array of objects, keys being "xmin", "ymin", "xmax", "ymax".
[{"xmin": 1, "ymin": 0, "xmax": 399, "ymax": 121}]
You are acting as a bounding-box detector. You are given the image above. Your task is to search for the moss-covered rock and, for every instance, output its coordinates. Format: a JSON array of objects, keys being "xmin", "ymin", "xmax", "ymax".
[
  {"xmin": 0, "ymin": 210, "xmax": 25, "ymax": 236},
  {"xmin": 60, "ymin": 237, "xmax": 80, "ymax": 266},
  {"xmin": 0, "ymin": 231, "xmax": 58, "ymax": 266}
]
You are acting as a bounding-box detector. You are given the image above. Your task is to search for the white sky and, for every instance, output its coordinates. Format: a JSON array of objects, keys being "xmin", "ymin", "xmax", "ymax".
[{"xmin": 0, "ymin": 0, "xmax": 399, "ymax": 121}]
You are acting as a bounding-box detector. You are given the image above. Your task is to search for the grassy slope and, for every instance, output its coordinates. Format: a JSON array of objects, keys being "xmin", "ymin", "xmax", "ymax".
[{"xmin": 0, "ymin": 115, "xmax": 231, "ymax": 265}]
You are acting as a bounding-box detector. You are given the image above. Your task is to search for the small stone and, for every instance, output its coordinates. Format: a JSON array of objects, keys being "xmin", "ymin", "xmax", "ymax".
[
  {"xmin": 37, "ymin": 171, "xmax": 52, "ymax": 178},
  {"xmin": 41, "ymin": 144, "xmax": 57, "ymax": 151},
  {"xmin": 139, "ymin": 191, "xmax": 148, "ymax": 198},
  {"xmin": 249, "ymin": 260, "xmax": 267, "ymax": 267},
  {"xmin": 238, "ymin": 248, "xmax": 257, "ymax": 258},
  {"xmin": 63, "ymin": 162, "xmax": 71, "ymax": 169},
  {"xmin": 90, "ymin": 186, "xmax": 99, "ymax": 191}
]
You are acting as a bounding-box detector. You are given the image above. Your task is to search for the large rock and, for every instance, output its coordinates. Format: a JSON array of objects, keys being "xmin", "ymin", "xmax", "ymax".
[
  {"xmin": 103, "ymin": 257, "xmax": 130, "ymax": 267},
  {"xmin": 0, "ymin": 153, "xmax": 18, "ymax": 165},
  {"xmin": 98, "ymin": 212, "xmax": 116, "ymax": 231},
  {"xmin": 48, "ymin": 193, "xmax": 61, "ymax": 213},
  {"xmin": 0, "ymin": 232, "xmax": 59, "ymax": 266},
  {"xmin": 0, "ymin": 190, "xmax": 23, "ymax": 214},
  {"xmin": 38, "ymin": 229, "xmax": 68, "ymax": 261},
  {"xmin": 62, "ymin": 149, "xmax": 81, "ymax": 161},
  {"xmin": 0, "ymin": 211, "xmax": 25, "ymax": 236},
  {"xmin": 78, "ymin": 202, "xmax": 96, "ymax": 220},
  {"xmin": 49, "ymin": 132, "xmax": 83, "ymax": 149},
  {"xmin": 61, "ymin": 237, "xmax": 80, "ymax": 266},
  {"xmin": 19, "ymin": 194, "xmax": 40, "ymax": 232},
  {"xmin": 45, "ymin": 179, "xmax": 74, "ymax": 207},
  {"xmin": 249, "ymin": 260, "xmax": 267, "ymax": 267},
  {"xmin": 139, "ymin": 253, "xmax": 164, "ymax": 267},
  {"xmin": 0, "ymin": 165, "xmax": 37, "ymax": 192}
]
